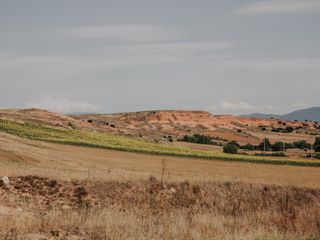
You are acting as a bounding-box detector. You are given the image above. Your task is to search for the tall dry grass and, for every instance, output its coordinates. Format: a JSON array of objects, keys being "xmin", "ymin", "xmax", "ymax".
[{"xmin": 0, "ymin": 176, "xmax": 319, "ymax": 240}]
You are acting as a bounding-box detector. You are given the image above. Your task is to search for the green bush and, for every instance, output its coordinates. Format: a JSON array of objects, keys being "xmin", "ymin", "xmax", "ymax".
[
  {"xmin": 272, "ymin": 142, "xmax": 285, "ymax": 152},
  {"xmin": 223, "ymin": 144, "xmax": 238, "ymax": 154},
  {"xmin": 241, "ymin": 144, "xmax": 255, "ymax": 150},
  {"xmin": 182, "ymin": 134, "xmax": 212, "ymax": 144},
  {"xmin": 285, "ymin": 126, "xmax": 294, "ymax": 133},
  {"xmin": 293, "ymin": 140, "xmax": 311, "ymax": 149}
]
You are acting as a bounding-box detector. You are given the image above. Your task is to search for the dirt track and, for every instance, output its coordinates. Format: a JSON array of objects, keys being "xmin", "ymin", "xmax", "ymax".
[{"xmin": 1, "ymin": 132, "xmax": 320, "ymax": 187}]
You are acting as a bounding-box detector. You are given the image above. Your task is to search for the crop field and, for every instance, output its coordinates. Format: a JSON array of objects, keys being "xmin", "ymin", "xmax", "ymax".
[{"xmin": 0, "ymin": 119, "xmax": 319, "ymax": 167}]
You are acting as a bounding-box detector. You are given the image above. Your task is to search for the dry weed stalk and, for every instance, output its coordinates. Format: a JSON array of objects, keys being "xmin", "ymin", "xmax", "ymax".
[{"xmin": 161, "ymin": 159, "xmax": 167, "ymax": 186}]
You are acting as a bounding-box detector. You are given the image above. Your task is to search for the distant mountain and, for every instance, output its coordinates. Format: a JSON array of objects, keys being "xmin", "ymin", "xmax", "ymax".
[{"xmin": 242, "ymin": 107, "xmax": 320, "ymax": 122}]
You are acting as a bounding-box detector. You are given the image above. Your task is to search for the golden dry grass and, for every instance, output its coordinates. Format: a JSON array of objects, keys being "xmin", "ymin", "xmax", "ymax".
[
  {"xmin": 1, "ymin": 133, "xmax": 320, "ymax": 239},
  {"xmin": 1, "ymin": 132, "xmax": 320, "ymax": 187},
  {"xmin": 0, "ymin": 176, "xmax": 320, "ymax": 240}
]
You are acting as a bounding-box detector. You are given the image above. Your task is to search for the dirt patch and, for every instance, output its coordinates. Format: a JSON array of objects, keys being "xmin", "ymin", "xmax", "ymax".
[{"xmin": 0, "ymin": 176, "xmax": 96, "ymax": 209}]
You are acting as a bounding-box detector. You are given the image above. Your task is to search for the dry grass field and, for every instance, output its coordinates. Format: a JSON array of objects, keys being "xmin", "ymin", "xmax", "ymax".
[
  {"xmin": 0, "ymin": 110, "xmax": 320, "ymax": 239},
  {"xmin": 1, "ymin": 132, "xmax": 320, "ymax": 187},
  {"xmin": 0, "ymin": 132, "xmax": 320, "ymax": 239}
]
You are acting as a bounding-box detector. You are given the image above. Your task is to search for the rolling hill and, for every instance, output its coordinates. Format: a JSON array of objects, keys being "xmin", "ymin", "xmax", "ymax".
[{"xmin": 242, "ymin": 107, "xmax": 320, "ymax": 122}]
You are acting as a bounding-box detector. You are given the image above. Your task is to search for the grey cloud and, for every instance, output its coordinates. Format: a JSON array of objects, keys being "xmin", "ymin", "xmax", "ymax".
[
  {"xmin": 25, "ymin": 97, "xmax": 101, "ymax": 113},
  {"xmin": 234, "ymin": 0, "xmax": 320, "ymax": 15},
  {"xmin": 0, "ymin": 1, "xmax": 319, "ymax": 115},
  {"xmin": 55, "ymin": 24, "xmax": 184, "ymax": 43}
]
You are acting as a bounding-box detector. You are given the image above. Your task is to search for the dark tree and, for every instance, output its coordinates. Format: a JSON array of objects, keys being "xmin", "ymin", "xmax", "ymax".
[
  {"xmin": 272, "ymin": 142, "xmax": 285, "ymax": 151},
  {"xmin": 258, "ymin": 138, "xmax": 271, "ymax": 151},
  {"xmin": 223, "ymin": 144, "xmax": 238, "ymax": 154},
  {"xmin": 314, "ymin": 137, "xmax": 320, "ymax": 152}
]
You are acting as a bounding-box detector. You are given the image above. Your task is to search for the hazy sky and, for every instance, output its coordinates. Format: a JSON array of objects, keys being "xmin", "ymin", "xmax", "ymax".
[{"xmin": 1, "ymin": 0, "xmax": 319, "ymax": 114}]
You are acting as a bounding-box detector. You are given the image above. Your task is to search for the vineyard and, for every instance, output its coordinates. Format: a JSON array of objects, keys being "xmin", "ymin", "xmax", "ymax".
[{"xmin": 0, "ymin": 119, "xmax": 319, "ymax": 167}]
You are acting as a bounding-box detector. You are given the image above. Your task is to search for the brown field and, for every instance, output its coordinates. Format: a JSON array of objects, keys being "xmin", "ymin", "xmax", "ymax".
[
  {"xmin": 1, "ymin": 109, "xmax": 320, "ymax": 239},
  {"xmin": 0, "ymin": 132, "xmax": 320, "ymax": 239},
  {"xmin": 1, "ymin": 132, "xmax": 320, "ymax": 187}
]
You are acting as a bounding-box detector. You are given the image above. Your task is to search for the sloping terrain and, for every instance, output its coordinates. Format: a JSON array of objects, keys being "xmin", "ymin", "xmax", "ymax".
[
  {"xmin": 1, "ymin": 117, "xmax": 319, "ymax": 166},
  {"xmin": 243, "ymin": 107, "xmax": 320, "ymax": 122},
  {"xmin": 1, "ymin": 110, "xmax": 320, "ymax": 239},
  {"xmin": 0, "ymin": 132, "xmax": 320, "ymax": 239},
  {"xmin": 74, "ymin": 110, "xmax": 319, "ymax": 144},
  {"xmin": 1, "ymin": 108, "xmax": 318, "ymax": 146},
  {"xmin": 0, "ymin": 108, "xmax": 88, "ymax": 129},
  {"xmin": 1, "ymin": 132, "xmax": 320, "ymax": 186}
]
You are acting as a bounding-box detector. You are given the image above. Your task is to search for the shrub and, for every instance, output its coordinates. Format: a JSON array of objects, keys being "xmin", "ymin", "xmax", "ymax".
[
  {"xmin": 241, "ymin": 144, "xmax": 255, "ymax": 150},
  {"xmin": 272, "ymin": 142, "xmax": 285, "ymax": 152},
  {"xmin": 182, "ymin": 134, "xmax": 212, "ymax": 145},
  {"xmin": 314, "ymin": 137, "xmax": 320, "ymax": 152},
  {"xmin": 293, "ymin": 140, "xmax": 311, "ymax": 149},
  {"xmin": 272, "ymin": 127, "xmax": 283, "ymax": 132},
  {"xmin": 228, "ymin": 141, "xmax": 240, "ymax": 148},
  {"xmin": 285, "ymin": 126, "xmax": 294, "ymax": 133},
  {"xmin": 223, "ymin": 144, "xmax": 238, "ymax": 154}
]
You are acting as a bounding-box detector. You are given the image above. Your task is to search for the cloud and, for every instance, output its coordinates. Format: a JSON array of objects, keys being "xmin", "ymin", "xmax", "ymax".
[
  {"xmin": 56, "ymin": 24, "xmax": 184, "ymax": 43},
  {"xmin": 234, "ymin": 0, "xmax": 320, "ymax": 15},
  {"xmin": 205, "ymin": 101, "xmax": 275, "ymax": 113},
  {"xmin": 293, "ymin": 102, "xmax": 310, "ymax": 108},
  {"xmin": 220, "ymin": 101, "xmax": 257, "ymax": 110},
  {"xmin": 25, "ymin": 97, "xmax": 101, "ymax": 113},
  {"xmin": 101, "ymin": 41, "xmax": 236, "ymax": 57},
  {"xmin": 0, "ymin": 40, "xmax": 235, "ymax": 71}
]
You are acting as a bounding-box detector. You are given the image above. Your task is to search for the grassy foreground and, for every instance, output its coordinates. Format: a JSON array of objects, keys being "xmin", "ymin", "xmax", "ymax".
[
  {"xmin": 0, "ymin": 119, "xmax": 319, "ymax": 167},
  {"xmin": 1, "ymin": 176, "xmax": 320, "ymax": 239}
]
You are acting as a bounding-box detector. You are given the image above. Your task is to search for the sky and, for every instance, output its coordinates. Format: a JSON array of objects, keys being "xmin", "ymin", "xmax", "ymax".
[{"xmin": 1, "ymin": 0, "xmax": 319, "ymax": 115}]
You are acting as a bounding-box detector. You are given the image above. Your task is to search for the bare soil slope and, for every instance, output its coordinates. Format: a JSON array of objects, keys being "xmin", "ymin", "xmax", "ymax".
[
  {"xmin": 1, "ymin": 108, "xmax": 318, "ymax": 145},
  {"xmin": 74, "ymin": 110, "xmax": 319, "ymax": 144}
]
